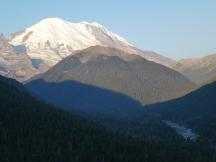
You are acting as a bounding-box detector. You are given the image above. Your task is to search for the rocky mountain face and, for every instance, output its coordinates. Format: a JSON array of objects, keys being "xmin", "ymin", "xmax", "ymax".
[
  {"xmin": 0, "ymin": 34, "xmax": 39, "ymax": 82},
  {"xmin": 26, "ymin": 46, "xmax": 195, "ymax": 109},
  {"xmin": 10, "ymin": 18, "xmax": 175, "ymax": 73},
  {"xmin": 172, "ymin": 54, "xmax": 216, "ymax": 84}
]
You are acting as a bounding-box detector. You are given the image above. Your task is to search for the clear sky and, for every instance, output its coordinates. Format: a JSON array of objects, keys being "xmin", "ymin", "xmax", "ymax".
[{"xmin": 1, "ymin": 0, "xmax": 216, "ymax": 60}]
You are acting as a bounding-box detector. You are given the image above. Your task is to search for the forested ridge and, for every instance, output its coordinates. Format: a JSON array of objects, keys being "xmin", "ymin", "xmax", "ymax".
[
  {"xmin": 146, "ymin": 81, "xmax": 216, "ymax": 148},
  {"xmin": 0, "ymin": 76, "xmax": 215, "ymax": 162}
]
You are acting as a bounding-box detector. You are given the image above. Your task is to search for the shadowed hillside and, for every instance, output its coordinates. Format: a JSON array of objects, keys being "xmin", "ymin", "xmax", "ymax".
[{"xmin": 26, "ymin": 79, "xmax": 142, "ymax": 116}]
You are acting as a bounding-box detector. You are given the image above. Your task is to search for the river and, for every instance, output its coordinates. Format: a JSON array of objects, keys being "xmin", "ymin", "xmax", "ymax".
[{"xmin": 164, "ymin": 121, "xmax": 199, "ymax": 141}]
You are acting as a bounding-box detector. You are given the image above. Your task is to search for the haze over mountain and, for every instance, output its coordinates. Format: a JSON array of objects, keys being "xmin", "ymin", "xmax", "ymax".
[
  {"xmin": 26, "ymin": 46, "xmax": 195, "ymax": 110},
  {"xmin": 172, "ymin": 53, "xmax": 216, "ymax": 83},
  {"xmin": 0, "ymin": 34, "xmax": 39, "ymax": 81},
  {"xmin": 10, "ymin": 18, "xmax": 175, "ymax": 73}
]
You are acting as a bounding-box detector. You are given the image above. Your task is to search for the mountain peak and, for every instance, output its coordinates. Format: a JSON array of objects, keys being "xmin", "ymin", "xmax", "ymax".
[
  {"xmin": 10, "ymin": 18, "xmax": 175, "ymax": 72},
  {"xmin": 80, "ymin": 21, "xmax": 105, "ymax": 28},
  {"xmin": 30, "ymin": 17, "xmax": 72, "ymax": 31},
  {"xmin": 37, "ymin": 18, "xmax": 107, "ymax": 32},
  {"xmin": 10, "ymin": 17, "xmax": 133, "ymax": 49},
  {"xmin": 40, "ymin": 17, "xmax": 65, "ymax": 22},
  {"xmin": 40, "ymin": 17, "xmax": 64, "ymax": 22}
]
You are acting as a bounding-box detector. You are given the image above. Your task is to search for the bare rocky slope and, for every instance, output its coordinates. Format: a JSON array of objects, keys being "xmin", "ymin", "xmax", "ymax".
[
  {"xmin": 27, "ymin": 46, "xmax": 195, "ymax": 108},
  {"xmin": 0, "ymin": 34, "xmax": 39, "ymax": 81}
]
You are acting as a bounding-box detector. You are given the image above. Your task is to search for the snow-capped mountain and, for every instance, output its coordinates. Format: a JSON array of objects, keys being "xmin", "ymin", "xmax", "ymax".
[
  {"xmin": 0, "ymin": 34, "xmax": 39, "ymax": 82},
  {"xmin": 10, "ymin": 18, "xmax": 175, "ymax": 72}
]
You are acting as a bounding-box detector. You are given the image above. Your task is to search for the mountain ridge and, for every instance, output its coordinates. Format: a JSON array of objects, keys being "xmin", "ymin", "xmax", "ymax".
[
  {"xmin": 10, "ymin": 17, "xmax": 175, "ymax": 72},
  {"xmin": 172, "ymin": 53, "xmax": 216, "ymax": 83},
  {"xmin": 26, "ymin": 46, "xmax": 195, "ymax": 106}
]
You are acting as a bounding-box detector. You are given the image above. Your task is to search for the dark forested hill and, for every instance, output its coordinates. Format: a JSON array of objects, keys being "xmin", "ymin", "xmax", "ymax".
[
  {"xmin": 0, "ymin": 75, "xmax": 216, "ymax": 162},
  {"xmin": 146, "ymin": 81, "xmax": 216, "ymax": 146}
]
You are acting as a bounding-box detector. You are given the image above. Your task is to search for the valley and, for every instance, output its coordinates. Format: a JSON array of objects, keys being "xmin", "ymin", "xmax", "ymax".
[{"xmin": 0, "ymin": 75, "xmax": 216, "ymax": 162}]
